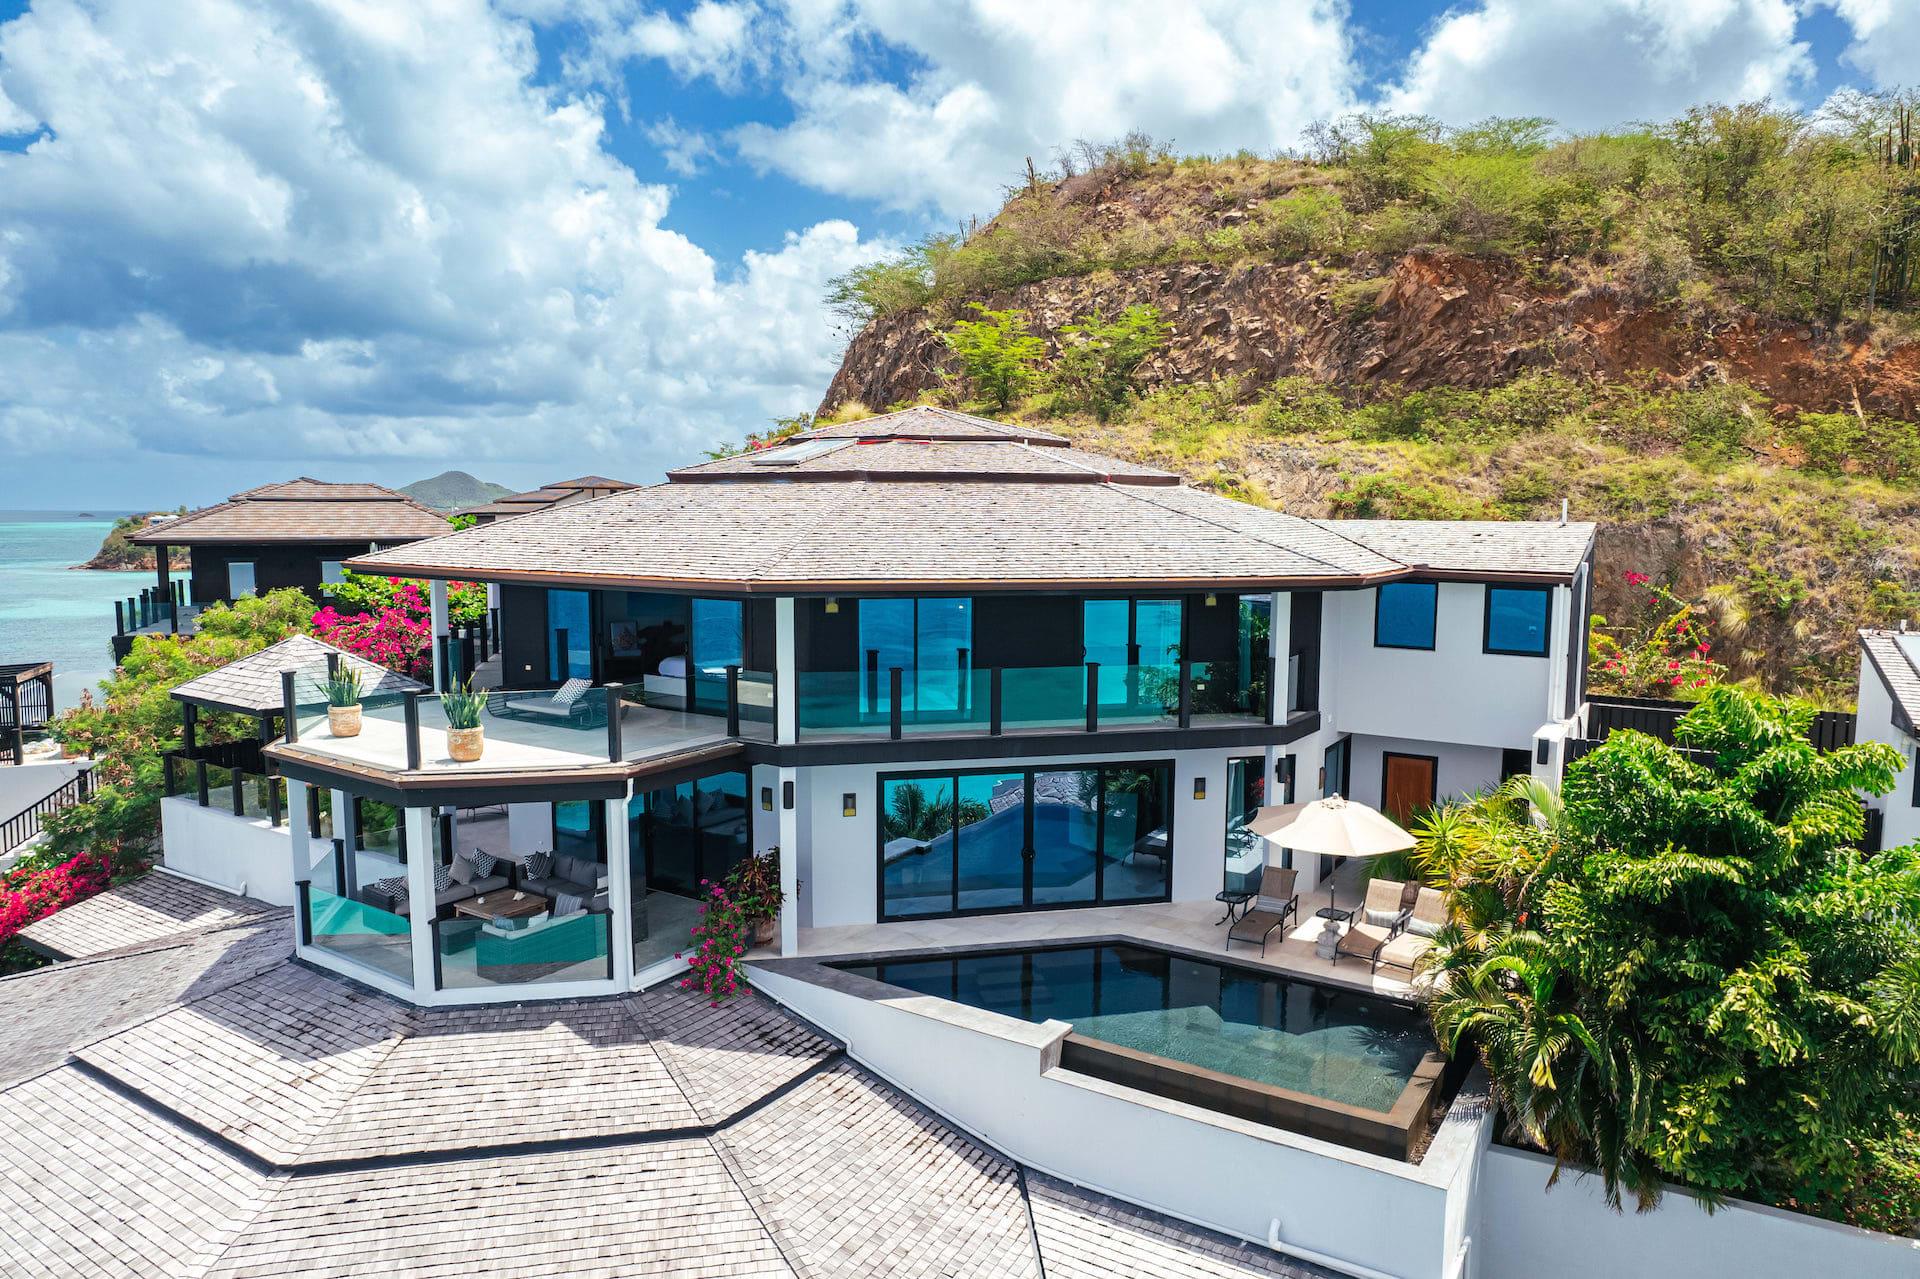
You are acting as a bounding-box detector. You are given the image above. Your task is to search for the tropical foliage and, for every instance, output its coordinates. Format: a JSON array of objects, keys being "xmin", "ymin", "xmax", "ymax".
[
  {"xmin": 321, "ymin": 569, "xmax": 486, "ymax": 626},
  {"xmin": 680, "ymin": 848, "xmax": 785, "ymax": 1004},
  {"xmin": 1419, "ymin": 689, "xmax": 1920, "ymax": 1231},
  {"xmin": 1042, "ymin": 303, "xmax": 1170, "ymax": 420},
  {"xmin": 941, "ymin": 304, "xmax": 1046, "ymax": 409},
  {"xmin": 1587, "ymin": 573, "xmax": 1729, "ymax": 699}
]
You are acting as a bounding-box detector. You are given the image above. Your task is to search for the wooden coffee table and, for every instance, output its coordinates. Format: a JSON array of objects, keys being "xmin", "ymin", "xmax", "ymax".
[{"xmin": 453, "ymin": 889, "xmax": 549, "ymax": 924}]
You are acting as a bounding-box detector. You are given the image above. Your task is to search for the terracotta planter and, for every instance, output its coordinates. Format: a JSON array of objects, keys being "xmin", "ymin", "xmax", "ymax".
[
  {"xmin": 753, "ymin": 916, "xmax": 776, "ymax": 946},
  {"xmin": 447, "ymin": 725, "xmax": 484, "ymax": 763},
  {"xmin": 327, "ymin": 703, "xmax": 362, "ymax": 738}
]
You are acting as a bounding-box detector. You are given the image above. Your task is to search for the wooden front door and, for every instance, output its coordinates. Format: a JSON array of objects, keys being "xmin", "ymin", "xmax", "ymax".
[{"xmin": 1381, "ymin": 753, "xmax": 1438, "ymax": 827}]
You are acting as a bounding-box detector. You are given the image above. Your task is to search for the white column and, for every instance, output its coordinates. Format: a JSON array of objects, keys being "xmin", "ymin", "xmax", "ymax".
[
  {"xmin": 774, "ymin": 597, "xmax": 797, "ymax": 745},
  {"xmin": 605, "ymin": 787, "xmax": 634, "ymax": 987},
  {"xmin": 777, "ymin": 765, "xmax": 799, "ymax": 954},
  {"xmin": 286, "ymin": 779, "xmax": 312, "ymax": 947},
  {"xmin": 429, "ymin": 580, "xmax": 449, "ymax": 691},
  {"xmin": 1268, "ymin": 590, "xmax": 1292, "ymax": 722},
  {"xmin": 1546, "ymin": 582, "xmax": 1574, "ymax": 721},
  {"xmin": 332, "ymin": 787, "xmax": 356, "ymax": 893},
  {"xmin": 404, "ymin": 806, "xmax": 437, "ymax": 995}
]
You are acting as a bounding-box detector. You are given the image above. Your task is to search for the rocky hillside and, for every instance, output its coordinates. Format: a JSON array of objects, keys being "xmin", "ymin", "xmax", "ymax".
[{"xmin": 817, "ymin": 116, "xmax": 1920, "ymax": 704}]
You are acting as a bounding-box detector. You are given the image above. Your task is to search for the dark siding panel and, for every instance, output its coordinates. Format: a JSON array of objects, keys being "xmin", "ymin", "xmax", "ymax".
[
  {"xmin": 799, "ymin": 597, "xmax": 858, "ymax": 670},
  {"xmin": 746, "ymin": 598, "xmax": 776, "ymax": 671},
  {"xmin": 1185, "ymin": 593, "xmax": 1239, "ymax": 661},
  {"xmin": 184, "ymin": 542, "xmax": 363, "ymax": 605},
  {"xmin": 974, "ymin": 594, "xmax": 1080, "ymax": 668},
  {"xmin": 499, "ymin": 584, "xmax": 548, "ymax": 689},
  {"xmin": 1288, "ymin": 591, "xmax": 1322, "ymax": 714}
]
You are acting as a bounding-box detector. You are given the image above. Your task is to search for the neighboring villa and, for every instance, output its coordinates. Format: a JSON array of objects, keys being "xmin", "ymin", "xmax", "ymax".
[
  {"xmin": 12, "ymin": 407, "xmax": 1916, "ymax": 1278},
  {"xmin": 456, "ymin": 472, "xmax": 638, "ymax": 524},
  {"xmin": 110, "ymin": 478, "xmax": 453, "ymax": 657},
  {"xmin": 1857, "ymin": 626, "xmax": 1920, "ymax": 851}
]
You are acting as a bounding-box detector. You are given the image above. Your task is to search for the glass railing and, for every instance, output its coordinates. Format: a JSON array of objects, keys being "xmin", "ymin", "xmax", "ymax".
[
  {"xmin": 302, "ymin": 847, "xmax": 412, "ymax": 985},
  {"xmin": 899, "ymin": 668, "xmax": 993, "ymax": 737},
  {"xmin": 1091, "ymin": 663, "xmax": 1182, "ymax": 728},
  {"xmin": 1188, "ymin": 658, "xmax": 1266, "ymax": 723},
  {"xmin": 238, "ymin": 772, "xmax": 282, "ymax": 822},
  {"xmin": 797, "ymin": 670, "xmax": 892, "ymax": 738},
  {"xmin": 999, "ymin": 665, "xmax": 1089, "ymax": 732},
  {"xmin": 736, "ymin": 668, "xmax": 776, "ymax": 741},
  {"xmin": 433, "ymin": 908, "xmax": 611, "ymax": 989}
]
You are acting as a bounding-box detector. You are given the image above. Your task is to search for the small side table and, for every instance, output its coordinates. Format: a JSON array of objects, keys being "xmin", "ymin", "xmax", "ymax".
[
  {"xmin": 1214, "ymin": 889, "xmax": 1254, "ymax": 925},
  {"xmin": 1315, "ymin": 905, "xmax": 1354, "ymax": 923}
]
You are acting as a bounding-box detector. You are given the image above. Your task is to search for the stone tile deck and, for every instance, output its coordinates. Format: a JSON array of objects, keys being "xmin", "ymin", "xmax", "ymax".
[{"xmin": 16, "ymin": 870, "xmax": 282, "ymax": 960}]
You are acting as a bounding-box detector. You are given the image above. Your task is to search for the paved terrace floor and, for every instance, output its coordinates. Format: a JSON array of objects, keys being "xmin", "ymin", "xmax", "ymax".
[
  {"xmin": 0, "ymin": 888, "xmax": 1334, "ymax": 1279},
  {"xmin": 776, "ymin": 858, "xmax": 1418, "ymax": 999}
]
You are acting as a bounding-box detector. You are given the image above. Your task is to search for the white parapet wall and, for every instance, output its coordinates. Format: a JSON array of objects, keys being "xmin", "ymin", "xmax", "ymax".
[
  {"xmin": 751, "ymin": 959, "xmax": 1489, "ymax": 1279},
  {"xmin": 1475, "ymin": 1145, "xmax": 1920, "ymax": 1279},
  {"xmin": 158, "ymin": 794, "xmax": 295, "ymax": 905}
]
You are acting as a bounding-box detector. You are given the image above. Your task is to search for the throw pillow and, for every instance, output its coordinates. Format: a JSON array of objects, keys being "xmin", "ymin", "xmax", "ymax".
[
  {"xmin": 1364, "ymin": 907, "xmax": 1399, "ymax": 928},
  {"xmin": 520, "ymin": 851, "xmax": 553, "ymax": 882},
  {"xmin": 1256, "ymin": 892, "xmax": 1291, "ymax": 914},
  {"xmin": 467, "ymin": 850, "xmax": 497, "ymax": 877},
  {"xmin": 370, "ymin": 875, "xmax": 408, "ymax": 905},
  {"xmin": 432, "ymin": 864, "xmax": 453, "ymax": 892},
  {"xmin": 1406, "ymin": 915, "xmax": 1441, "ymax": 938},
  {"xmin": 554, "ymin": 890, "xmax": 586, "ymax": 916},
  {"xmin": 448, "ymin": 854, "xmax": 475, "ymax": 886},
  {"xmin": 553, "ymin": 678, "xmax": 589, "ymax": 707}
]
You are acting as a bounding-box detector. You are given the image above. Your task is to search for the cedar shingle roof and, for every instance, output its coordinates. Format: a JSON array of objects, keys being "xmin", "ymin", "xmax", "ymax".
[
  {"xmin": 353, "ymin": 477, "xmax": 1407, "ymax": 590},
  {"xmin": 548, "ymin": 474, "xmax": 639, "ymax": 490},
  {"xmin": 15, "ymin": 872, "xmax": 280, "ymax": 960},
  {"xmin": 168, "ymin": 635, "xmax": 425, "ymax": 715},
  {"xmin": 668, "ymin": 438, "xmax": 1178, "ymax": 484},
  {"xmin": 459, "ymin": 476, "xmax": 636, "ymax": 519},
  {"xmin": 1860, "ymin": 629, "xmax": 1920, "ymax": 735},
  {"xmin": 134, "ymin": 478, "xmax": 450, "ymax": 545},
  {"xmin": 797, "ymin": 405, "xmax": 1070, "ymax": 445},
  {"xmin": 1311, "ymin": 519, "xmax": 1596, "ymax": 578}
]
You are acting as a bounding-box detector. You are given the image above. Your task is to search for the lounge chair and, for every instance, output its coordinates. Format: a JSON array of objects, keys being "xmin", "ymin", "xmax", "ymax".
[
  {"xmin": 1334, "ymin": 878, "xmax": 1410, "ymax": 969},
  {"xmin": 486, "ymin": 677, "xmax": 605, "ymax": 727},
  {"xmin": 1376, "ymin": 886, "xmax": 1447, "ymax": 976},
  {"xmin": 1225, "ymin": 866, "xmax": 1298, "ymax": 955}
]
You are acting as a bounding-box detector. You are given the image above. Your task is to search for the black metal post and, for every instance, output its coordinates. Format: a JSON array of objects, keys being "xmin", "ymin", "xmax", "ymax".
[
  {"xmin": 477, "ymin": 609, "xmax": 489, "ymax": 660},
  {"xmin": 231, "ymin": 767, "xmax": 244, "ymax": 816},
  {"xmin": 125, "ymin": 596, "xmax": 136, "ymax": 632},
  {"xmin": 489, "ymin": 606, "xmax": 500, "ymax": 657},
  {"xmin": 460, "ymin": 629, "xmax": 475, "ymax": 681},
  {"xmin": 725, "ymin": 665, "xmax": 740, "ymax": 738},
  {"xmin": 308, "ymin": 785, "xmax": 322, "ymax": 839},
  {"xmin": 1085, "ymin": 662, "xmax": 1099, "ymax": 733},
  {"xmin": 1178, "ymin": 662, "xmax": 1193, "ymax": 729},
  {"xmin": 114, "ymin": 599, "xmax": 125, "ymax": 635},
  {"xmin": 196, "ymin": 758, "xmax": 209, "ymax": 807},
  {"xmin": 889, "ymin": 666, "xmax": 903, "ymax": 740},
  {"xmin": 865, "ymin": 648, "xmax": 880, "ymax": 714},
  {"xmin": 404, "ymin": 692, "xmax": 422, "ymax": 771},
  {"xmin": 957, "ymin": 646, "xmax": 970, "ymax": 716},
  {"xmin": 436, "ymin": 634, "xmax": 452, "ymax": 692},
  {"xmin": 281, "ymin": 670, "xmax": 298, "ymax": 743},
  {"xmin": 268, "ymin": 776, "xmax": 283, "ymax": 828},
  {"xmin": 552, "ymin": 627, "xmax": 568, "ymax": 687},
  {"xmin": 430, "ymin": 918, "xmax": 444, "ymax": 990},
  {"xmin": 990, "ymin": 668, "xmax": 1003, "ymax": 736},
  {"xmin": 163, "ymin": 753, "xmax": 177, "ymax": 797},
  {"xmin": 295, "ymin": 881, "xmax": 312, "ymax": 946},
  {"xmin": 182, "ymin": 702, "xmax": 198, "ymax": 754},
  {"xmin": 605, "ymin": 683, "xmax": 623, "ymax": 761},
  {"xmin": 601, "ymin": 910, "xmax": 615, "ymax": 980},
  {"xmin": 331, "ymin": 837, "xmax": 347, "ymax": 896}
]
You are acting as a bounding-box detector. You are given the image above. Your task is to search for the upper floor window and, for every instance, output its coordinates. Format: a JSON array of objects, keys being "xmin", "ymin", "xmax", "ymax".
[
  {"xmin": 1374, "ymin": 583, "xmax": 1436, "ymax": 650},
  {"xmin": 1484, "ymin": 586, "xmax": 1551, "ymax": 657},
  {"xmin": 227, "ymin": 560, "xmax": 256, "ymax": 598},
  {"xmin": 320, "ymin": 559, "xmax": 346, "ymax": 585}
]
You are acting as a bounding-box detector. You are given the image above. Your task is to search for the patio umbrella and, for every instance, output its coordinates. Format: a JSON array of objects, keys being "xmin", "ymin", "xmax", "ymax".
[{"xmin": 1247, "ymin": 794, "xmax": 1415, "ymax": 915}]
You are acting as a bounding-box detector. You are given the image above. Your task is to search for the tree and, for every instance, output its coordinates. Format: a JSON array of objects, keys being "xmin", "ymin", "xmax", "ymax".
[
  {"xmin": 1424, "ymin": 689, "xmax": 1920, "ymax": 1227},
  {"xmin": 940, "ymin": 304, "xmax": 1045, "ymax": 410},
  {"xmin": 1046, "ymin": 303, "xmax": 1169, "ymax": 421}
]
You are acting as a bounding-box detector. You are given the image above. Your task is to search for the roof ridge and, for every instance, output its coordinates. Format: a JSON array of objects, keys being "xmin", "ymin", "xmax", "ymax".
[
  {"xmin": 1303, "ymin": 516, "xmax": 1425, "ymax": 572},
  {"xmin": 1112, "ymin": 484, "xmax": 1394, "ymax": 577}
]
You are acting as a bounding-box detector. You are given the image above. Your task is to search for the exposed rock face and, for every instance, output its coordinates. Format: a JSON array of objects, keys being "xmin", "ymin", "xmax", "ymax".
[{"xmin": 820, "ymin": 249, "xmax": 1920, "ymax": 419}]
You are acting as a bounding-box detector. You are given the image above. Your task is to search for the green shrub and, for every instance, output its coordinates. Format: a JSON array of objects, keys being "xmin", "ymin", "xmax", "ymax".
[
  {"xmin": 940, "ymin": 304, "xmax": 1045, "ymax": 410},
  {"xmin": 1044, "ymin": 303, "xmax": 1170, "ymax": 420}
]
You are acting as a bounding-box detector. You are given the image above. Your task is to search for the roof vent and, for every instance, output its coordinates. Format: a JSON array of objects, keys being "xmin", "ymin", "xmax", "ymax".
[
  {"xmin": 1559, "ymin": 498, "xmax": 1569, "ymax": 526},
  {"xmin": 749, "ymin": 439, "xmax": 849, "ymax": 466}
]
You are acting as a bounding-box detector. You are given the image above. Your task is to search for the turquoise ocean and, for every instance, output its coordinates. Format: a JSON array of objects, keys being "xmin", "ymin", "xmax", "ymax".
[{"xmin": 0, "ymin": 511, "xmax": 159, "ymax": 710}]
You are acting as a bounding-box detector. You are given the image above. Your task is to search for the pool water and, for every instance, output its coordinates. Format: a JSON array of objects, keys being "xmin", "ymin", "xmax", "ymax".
[{"xmin": 836, "ymin": 943, "xmax": 1434, "ymax": 1113}]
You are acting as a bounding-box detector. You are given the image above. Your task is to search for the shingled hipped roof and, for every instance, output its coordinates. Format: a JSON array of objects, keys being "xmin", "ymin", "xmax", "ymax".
[
  {"xmin": 1311, "ymin": 519, "xmax": 1596, "ymax": 578},
  {"xmin": 793, "ymin": 404, "xmax": 1070, "ymax": 445},
  {"xmin": 1860, "ymin": 629, "xmax": 1920, "ymax": 735},
  {"xmin": 458, "ymin": 474, "xmax": 638, "ymax": 519},
  {"xmin": 133, "ymin": 478, "xmax": 450, "ymax": 545},
  {"xmin": 169, "ymin": 635, "xmax": 425, "ymax": 716},
  {"xmin": 668, "ymin": 438, "xmax": 1179, "ymax": 485}
]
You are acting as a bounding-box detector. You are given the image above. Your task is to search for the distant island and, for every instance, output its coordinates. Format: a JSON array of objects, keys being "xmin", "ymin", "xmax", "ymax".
[
  {"xmin": 76, "ymin": 513, "xmax": 163, "ymax": 571},
  {"xmin": 400, "ymin": 470, "xmax": 513, "ymax": 511}
]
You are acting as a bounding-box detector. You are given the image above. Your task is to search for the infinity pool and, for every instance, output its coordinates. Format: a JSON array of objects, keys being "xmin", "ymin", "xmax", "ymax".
[{"xmin": 834, "ymin": 942, "xmax": 1435, "ymax": 1115}]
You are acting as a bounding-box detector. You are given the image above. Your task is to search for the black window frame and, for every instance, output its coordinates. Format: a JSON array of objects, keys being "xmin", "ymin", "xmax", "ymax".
[
  {"xmin": 875, "ymin": 758, "xmax": 1176, "ymax": 922},
  {"xmin": 1373, "ymin": 582, "xmax": 1438, "ymax": 651},
  {"xmin": 1482, "ymin": 584, "xmax": 1553, "ymax": 658}
]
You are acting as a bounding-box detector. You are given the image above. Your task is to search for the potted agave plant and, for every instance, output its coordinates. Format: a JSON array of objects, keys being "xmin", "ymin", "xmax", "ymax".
[
  {"xmin": 324, "ymin": 665, "xmax": 364, "ymax": 738},
  {"xmin": 442, "ymin": 678, "xmax": 486, "ymax": 762}
]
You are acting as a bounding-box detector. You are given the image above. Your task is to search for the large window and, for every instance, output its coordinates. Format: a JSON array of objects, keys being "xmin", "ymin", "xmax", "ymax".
[
  {"xmin": 1224, "ymin": 756, "xmax": 1267, "ymax": 893},
  {"xmin": 1484, "ymin": 585, "xmax": 1551, "ymax": 656},
  {"xmin": 1374, "ymin": 582, "xmax": 1437, "ymax": 650},
  {"xmin": 547, "ymin": 589, "xmax": 593, "ymax": 681},
  {"xmin": 879, "ymin": 762, "xmax": 1172, "ymax": 919},
  {"xmin": 226, "ymin": 560, "xmax": 257, "ymax": 598},
  {"xmin": 855, "ymin": 597, "xmax": 973, "ymax": 720}
]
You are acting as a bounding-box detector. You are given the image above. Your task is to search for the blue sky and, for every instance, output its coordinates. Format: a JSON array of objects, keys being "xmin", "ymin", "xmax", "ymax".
[{"xmin": 0, "ymin": 0, "xmax": 1912, "ymax": 507}]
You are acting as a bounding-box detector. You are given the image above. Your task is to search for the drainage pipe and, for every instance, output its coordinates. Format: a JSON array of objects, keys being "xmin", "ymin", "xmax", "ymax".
[{"xmin": 1266, "ymin": 1217, "xmax": 1402, "ymax": 1279}]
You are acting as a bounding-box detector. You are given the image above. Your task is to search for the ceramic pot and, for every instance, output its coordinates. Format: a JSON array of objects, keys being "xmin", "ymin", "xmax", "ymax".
[
  {"xmin": 327, "ymin": 703, "xmax": 362, "ymax": 738},
  {"xmin": 448, "ymin": 725, "xmax": 484, "ymax": 763},
  {"xmin": 754, "ymin": 916, "xmax": 776, "ymax": 946}
]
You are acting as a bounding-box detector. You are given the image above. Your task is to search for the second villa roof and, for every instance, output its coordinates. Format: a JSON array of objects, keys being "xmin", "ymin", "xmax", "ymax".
[{"xmin": 348, "ymin": 408, "xmax": 1596, "ymax": 592}]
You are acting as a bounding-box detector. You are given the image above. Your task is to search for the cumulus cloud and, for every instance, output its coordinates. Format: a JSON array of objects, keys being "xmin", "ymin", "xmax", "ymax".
[
  {"xmin": 0, "ymin": 0, "xmax": 885, "ymax": 480},
  {"xmin": 647, "ymin": 117, "xmax": 720, "ymax": 175},
  {"xmin": 1383, "ymin": 0, "xmax": 1813, "ymax": 131},
  {"xmin": 1824, "ymin": 0, "xmax": 1920, "ymax": 88}
]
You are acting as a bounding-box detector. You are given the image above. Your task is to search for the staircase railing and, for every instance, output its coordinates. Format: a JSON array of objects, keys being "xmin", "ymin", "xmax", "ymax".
[{"xmin": 0, "ymin": 768, "xmax": 93, "ymax": 855}]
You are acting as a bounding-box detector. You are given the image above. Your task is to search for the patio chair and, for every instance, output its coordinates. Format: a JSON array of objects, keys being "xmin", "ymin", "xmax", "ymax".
[
  {"xmin": 1225, "ymin": 866, "xmax": 1298, "ymax": 956},
  {"xmin": 1333, "ymin": 878, "xmax": 1411, "ymax": 969},
  {"xmin": 1376, "ymin": 886, "xmax": 1447, "ymax": 977},
  {"xmin": 485, "ymin": 677, "xmax": 605, "ymax": 728}
]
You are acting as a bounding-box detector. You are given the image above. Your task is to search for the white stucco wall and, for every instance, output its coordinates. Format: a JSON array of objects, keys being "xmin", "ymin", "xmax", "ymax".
[
  {"xmin": 1476, "ymin": 1146, "xmax": 1920, "ymax": 1279},
  {"xmin": 795, "ymin": 744, "xmax": 1262, "ymax": 929},
  {"xmin": 1323, "ymin": 584, "xmax": 1562, "ymax": 751},
  {"xmin": 1855, "ymin": 659, "xmax": 1920, "ymax": 849},
  {"xmin": 159, "ymin": 794, "xmax": 295, "ymax": 904}
]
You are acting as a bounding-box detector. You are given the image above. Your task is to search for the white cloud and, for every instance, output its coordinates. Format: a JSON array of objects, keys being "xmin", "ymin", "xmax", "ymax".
[
  {"xmin": 1383, "ymin": 0, "xmax": 1813, "ymax": 131},
  {"xmin": 653, "ymin": 0, "xmax": 1361, "ymax": 218},
  {"xmin": 646, "ymin": 116, "xmax": 720, "ymax": 175},
  {"xmin": 1824, "ymin": 0, "xmax": 1920, "ymax": 88},
  {"xmin": 0, "ymin": 0, "xmax": 887, "ymax": 484}
]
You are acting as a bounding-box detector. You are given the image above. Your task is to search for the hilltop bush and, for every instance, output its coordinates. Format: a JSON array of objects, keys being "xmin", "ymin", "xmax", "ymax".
[
  {"xmin": 941, "ymin": 304, "xmax": 1046, "ymax": 409},
  {"xmin": 1042, "ymin": 303, "xmax": 1169, "ymax": 420}
]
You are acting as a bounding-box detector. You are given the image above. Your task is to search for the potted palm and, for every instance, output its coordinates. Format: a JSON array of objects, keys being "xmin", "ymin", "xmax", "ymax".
[
  {"xmin": 442, "ymin": 678, "xmax": 486, "ymax": 762},
  {"xmin": 324, "ymin": 666, "xmax": 364, "ymax": 738}
]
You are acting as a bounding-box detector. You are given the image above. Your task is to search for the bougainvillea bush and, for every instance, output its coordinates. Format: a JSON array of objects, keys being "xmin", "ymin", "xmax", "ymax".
[
  {"xmin": 322, "ymin": 570, "xmax": 486, "ymax": 625},
  {"xmin": 679, "ymin": 849, "xmax": 785, "ymax": 1004},
  {"xmin": 0, "ymin": 855, "xmax": 110, "ymax": 948},
  {"xmin": 1587, "ymin": 570, "xmax": 1728, "ymax": 699},
  {"xmin": 313, "ymin": 574, "xmax": 487, "ymax": 680}
]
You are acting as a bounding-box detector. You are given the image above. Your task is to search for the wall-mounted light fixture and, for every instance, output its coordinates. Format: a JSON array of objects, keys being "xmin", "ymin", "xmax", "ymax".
[
  {"xmin": 1193, "ymin": 777, "xmax": 1207, "ymax": 800},
  {"xmin": 760, "ymin": 786, "xmax": 773, "ymax": 812},
  {"xmin": 1204, "ymin": 593, "xmax": 1218, "ymax": 607},
  {"xmin": 824, "ymin": 597, "xmax": 840, "ymax": 614},
  {"xmin": 783, "ymin": 780, "xmax": 795, "ymax": 810},
  {"xmin": 842, "ymin": 793, "xmax": 857, "ymax": 817}
]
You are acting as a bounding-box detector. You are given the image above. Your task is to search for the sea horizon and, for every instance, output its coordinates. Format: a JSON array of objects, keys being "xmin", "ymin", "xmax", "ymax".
[{"xmin": 0, "ymin": 510, "xmax": 159, "ymax": 708}]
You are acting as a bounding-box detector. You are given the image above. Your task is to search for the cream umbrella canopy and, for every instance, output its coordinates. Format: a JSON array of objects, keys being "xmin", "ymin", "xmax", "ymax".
[{"xmin": 1247, "ymin": 794, "xmax": 1416, "ymax": 916}]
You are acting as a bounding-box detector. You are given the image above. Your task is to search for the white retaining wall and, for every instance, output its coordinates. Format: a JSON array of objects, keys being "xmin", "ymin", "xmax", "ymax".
[
  {"xmin": 158, "ymin": 794, "xmax": 295, "ymax": 904},
  {"xmin": 1476, "ymin": 1145, "xmax": 1920, "ymax": 1279}
]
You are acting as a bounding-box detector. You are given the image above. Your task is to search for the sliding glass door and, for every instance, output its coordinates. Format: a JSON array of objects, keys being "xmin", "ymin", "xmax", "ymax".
[{"xmin": 879, "ymin": 761, "xmax": 1173, "ymax": 920}]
